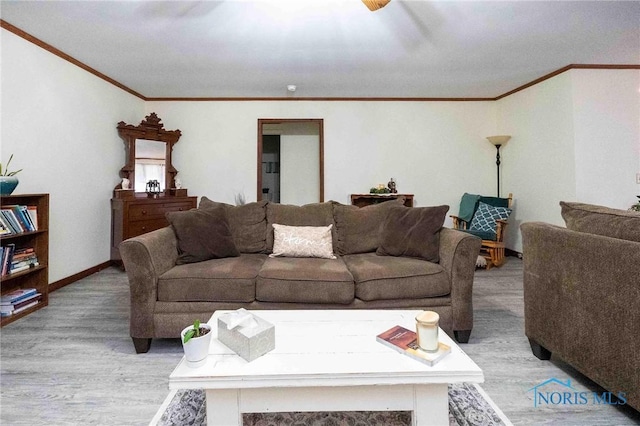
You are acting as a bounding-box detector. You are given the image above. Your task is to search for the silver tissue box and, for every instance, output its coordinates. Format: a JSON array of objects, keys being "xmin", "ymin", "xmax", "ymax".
[{"xmin": 217, "ymin": 310, "xmax": 275, "ymax": 362}]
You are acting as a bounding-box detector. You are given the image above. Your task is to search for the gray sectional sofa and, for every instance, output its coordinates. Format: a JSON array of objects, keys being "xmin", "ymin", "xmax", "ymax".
[{"xmin": 120, "ymin": 197, "xmax": 481, "ymax": 353}]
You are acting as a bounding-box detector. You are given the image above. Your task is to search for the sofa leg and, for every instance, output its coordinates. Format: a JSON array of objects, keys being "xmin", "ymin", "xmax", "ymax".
[
  {"xmin": 454, "ymin": 330, "xmax": 471, "ymax": 343},
  {"xmin": 132, "ymin": 337, "xmax": 152, "ymax": 354},
  {"xmin": 528, "ymin": 338, "xmax": 552, "ymax": 360}
]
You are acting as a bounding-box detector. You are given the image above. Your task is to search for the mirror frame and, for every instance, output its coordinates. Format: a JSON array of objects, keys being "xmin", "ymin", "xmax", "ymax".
[
  {"xmin": 116, "ymin": 113, "xmax": 182, "ymax": 195},
  {"xmin": 257, "ymin": 118, "xmax": 324, "ymax": 203}
]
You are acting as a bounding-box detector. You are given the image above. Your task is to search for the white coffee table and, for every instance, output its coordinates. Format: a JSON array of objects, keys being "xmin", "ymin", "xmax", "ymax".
[{"xmin": 169, "ymin": 310, "xmax": 483, "ymax": 426}]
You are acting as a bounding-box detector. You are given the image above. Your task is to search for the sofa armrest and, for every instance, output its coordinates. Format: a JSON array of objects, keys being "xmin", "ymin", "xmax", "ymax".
[
  {"xmin": 119, "ymin": 227, "xmax": 178, "ymax": 339},
  {"xmin": 521, "ymin": 222, "xmax": 640, "ymax": 409},
  {"xmin": 439, "ymin": 228, "xmax": 482, "ymax": 333}
]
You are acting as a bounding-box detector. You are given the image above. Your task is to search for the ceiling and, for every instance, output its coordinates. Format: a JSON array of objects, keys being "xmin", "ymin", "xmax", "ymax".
[{"xmin": 1, "ymin": 0, "xmax": 639, "ymax": 99}]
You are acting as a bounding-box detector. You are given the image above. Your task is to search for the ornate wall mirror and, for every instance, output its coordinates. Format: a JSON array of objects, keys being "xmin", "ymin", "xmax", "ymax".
[
  {"xmin": 257, "ymin": 119, "xmax": 324, "ymax": 204},
  {"xmin": 115, "ymin": 113, "xmax": 182, "ymax": 196}
]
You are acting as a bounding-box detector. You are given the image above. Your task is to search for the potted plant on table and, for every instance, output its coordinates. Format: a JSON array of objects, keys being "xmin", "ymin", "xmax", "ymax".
[
  {"xmin": 181, "ymin": 319, "xmax": 212, "ymax": 366},
  {"xmin": 0, "ymin": 154, "xmax": 23, "ymax": 196}
]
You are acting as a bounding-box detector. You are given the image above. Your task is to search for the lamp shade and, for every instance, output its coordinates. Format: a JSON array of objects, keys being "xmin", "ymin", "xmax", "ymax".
[
  {"xmin": 486, "ymin": 135, "xmax": 511, "ymax": 146},
  {"xmin": 362, "ymin": 0, "xmax": 391, "ymax": 11}
]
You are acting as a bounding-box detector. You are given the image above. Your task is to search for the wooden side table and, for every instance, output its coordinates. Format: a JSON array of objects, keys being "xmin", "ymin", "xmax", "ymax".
[{"xmin": 350, "ymin": 194, "xmax": 414, "ymax": 208}]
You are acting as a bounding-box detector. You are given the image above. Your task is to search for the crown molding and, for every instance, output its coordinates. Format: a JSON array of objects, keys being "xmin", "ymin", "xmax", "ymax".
[
  {"xmin": 2, "ymin": 20, "xmax": 639, "ymax": 103},
  {"xmin": 0, "ymin": 19, "xmax": 146, "ymax": 100}
]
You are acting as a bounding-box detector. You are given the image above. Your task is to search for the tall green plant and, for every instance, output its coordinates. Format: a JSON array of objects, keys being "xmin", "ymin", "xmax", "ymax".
[{"xmin": 0, "ymin": 154, "xmax": 23, "ymax": 176}]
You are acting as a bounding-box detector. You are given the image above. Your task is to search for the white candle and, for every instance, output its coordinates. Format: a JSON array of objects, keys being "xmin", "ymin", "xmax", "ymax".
[{"xmin": 416, "ymin": 311, "xmax": 439, "ymax": 352}]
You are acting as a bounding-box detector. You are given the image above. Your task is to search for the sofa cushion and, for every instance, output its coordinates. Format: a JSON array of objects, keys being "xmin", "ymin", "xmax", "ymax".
[
  {"xmin": 344, "ymin": 253, "xmax": 449, "ymax": 301},
  {"xmin": 166, "ymin": 207, "xmax": 239, "ymax": 264},
  {"xmin": 560, "ymin": 201, "xmax": 640, "ymax": 243},
  {"xmin": 270, "ymin": 224, "xmax": 336, "ymax": 259},
  {"xmin": 469, "ymin": 202, "xmax": 512, "ymax": 240},
  {"xmin": 332, "ymin": 198, "xmax": 405, "ymax": 255},
  {"xmin": 266, "ymin": 202, "xmax": 335, "ymax": 252},
  {"xmin": 157, "ymin": 254, "xmax": 267, "ymax": 302},
  {"xmin": 256, "ymin": 257, "xmax": 354, "ymax": 304},
  {"xmin": 376, "ymin": 205, "xmax": 449, "ymax": 263},
  {"xmin": 199, "ymin": 197, "xmax": 268, "ymax": 253}
]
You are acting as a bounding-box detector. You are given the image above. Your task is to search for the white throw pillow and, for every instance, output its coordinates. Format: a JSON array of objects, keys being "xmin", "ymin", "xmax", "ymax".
[{"xmin": 270, "ymin": 224, "xmax": 336, "ymax": 259}]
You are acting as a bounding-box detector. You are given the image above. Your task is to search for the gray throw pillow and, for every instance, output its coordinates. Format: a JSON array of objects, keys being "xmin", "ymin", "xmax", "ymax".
[
  {"xmin": 376, "ymin": 205, "xmax": 449, "ymax": 262},
  {"xmin": 166, "ymin": 206, "xmax": 239, "ymax": 264}
]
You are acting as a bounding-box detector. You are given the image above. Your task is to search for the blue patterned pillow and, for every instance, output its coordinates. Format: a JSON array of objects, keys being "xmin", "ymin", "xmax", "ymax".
[{"xmin": 469, "ymin": 202, "xmax": 512, "ymax": 237}]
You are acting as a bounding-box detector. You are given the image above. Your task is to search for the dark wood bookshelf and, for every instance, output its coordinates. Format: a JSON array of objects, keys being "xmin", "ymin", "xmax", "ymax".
[{"xmin": 0, "ymin": 194, "xmax": 49, "ymax": 326}]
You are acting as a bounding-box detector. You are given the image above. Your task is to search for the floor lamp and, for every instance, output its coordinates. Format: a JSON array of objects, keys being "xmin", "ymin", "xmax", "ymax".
[{"xmin": 486, "ymin": 135, "xmax": 511, "ymax": 198}]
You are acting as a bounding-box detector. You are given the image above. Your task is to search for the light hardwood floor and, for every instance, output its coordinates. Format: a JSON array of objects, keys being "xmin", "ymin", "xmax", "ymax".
[{"xmin": 1, "ymin": 258, "xmax": 639, "ymax": 425}]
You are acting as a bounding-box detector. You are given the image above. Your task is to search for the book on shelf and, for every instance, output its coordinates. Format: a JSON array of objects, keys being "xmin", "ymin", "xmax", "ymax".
[
  {"xmin": 0, "ymin": 218, "xmax": 10, "ymax": 235},
  {"xmin": 8, "ymin": 205, "xmax": 34, "ymax": 232},
  {"xmin": 1, "ymin": 288, "xmax": 37, "ymax": 304},
  {"xmin": 9, "ymin": 262, "xmax": 40, "ymax": 275},
  {"xmin": 9, "ymin": 247, "xmax": 39, "ymax": 273},
  {"xmin": 0, "ymin": 205, "xmax": 38, "ymax": 234},
  {"xmin": 27, "ymin": 206, "xmax": 38, "ymax": 230},
  {"xmin": 1, "ymin": 209, "xmax": 23, "ymax": 234},
  {"xmin": 1, "ymin": 243, "xmax": 15, "ymax": 276},
  {"xmin": 0, "ymin": 295, "xmax": 42, "ymax": 317},
  {"xmin": 376, "ymin": 325, "xmax": 451, "ymax": 367}
]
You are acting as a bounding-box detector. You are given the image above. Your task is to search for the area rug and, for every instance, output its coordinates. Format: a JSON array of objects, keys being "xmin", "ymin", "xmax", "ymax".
[{"xmin": 151, "ymin": 383, "xmax": 511, "ymax": 426}]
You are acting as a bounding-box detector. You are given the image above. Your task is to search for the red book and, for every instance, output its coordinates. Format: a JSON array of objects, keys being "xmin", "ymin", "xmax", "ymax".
[{"xmin": 376, "ymin": 325, "xmax": 451, "ymax": 366}]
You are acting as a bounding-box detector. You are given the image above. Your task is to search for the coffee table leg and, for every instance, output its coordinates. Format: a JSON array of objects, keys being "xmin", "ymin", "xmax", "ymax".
[
  {"xmin": 412, "ymin": 384, "xmax": 449, "ymax": 426},
  {"xmin": 206, "ymin": 389, "xmax": 241, "ymax": 425}
]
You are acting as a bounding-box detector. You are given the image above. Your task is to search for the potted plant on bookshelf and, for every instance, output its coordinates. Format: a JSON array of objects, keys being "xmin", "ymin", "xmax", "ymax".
[
  {"xmin": 0, "ymin": 154, "xmax": 22, "ymax": 196},
  {"xmin": 180, "ymin": 319, "xmax": 212, "ymax": 367}
]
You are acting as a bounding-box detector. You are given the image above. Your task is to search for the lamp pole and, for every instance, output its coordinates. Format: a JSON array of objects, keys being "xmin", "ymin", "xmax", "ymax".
[
  {"xmin": 495, "ymin": 144, "xmax": 502, "ymax": 198},
  {"xmin": 485, "ymin": 135, "xmax": 511, "ymax": 198}
]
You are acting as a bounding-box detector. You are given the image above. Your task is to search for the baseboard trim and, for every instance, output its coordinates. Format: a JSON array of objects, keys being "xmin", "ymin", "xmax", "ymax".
[{"xmin": 49, "ymin": 261, "xmax": 113, "ymax": 292}]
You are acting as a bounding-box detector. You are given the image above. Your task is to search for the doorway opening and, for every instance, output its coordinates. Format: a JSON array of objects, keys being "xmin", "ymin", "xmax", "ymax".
[
  {"xmin": 257, "ymin": 119, "xmax": 324, "ymax": 204},
  {"xmin": 261, "ymin": 135, "xmax": 281, "ymax": 202}
]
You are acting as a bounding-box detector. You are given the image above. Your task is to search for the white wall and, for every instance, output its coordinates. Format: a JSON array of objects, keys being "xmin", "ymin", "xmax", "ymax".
[
  {"xmin": 281, "ymin": 134, "xmax": 319, "ymax": 205},
  {"xmin": 145, "ymin": 100, "xmax": 498, "ymax": 224},
  {"xmin": 497, "ymin": 72, "xmax": 577, "ymax": 251},
  {"xmin": 571, "ymin": 69, "xmax": 640, "ymax": 207},
  {"xmin": 498, "ymin": 69, "xmax": 640, "ymax": 252},
  {"xmin": 1, "ymin": 30, "xmax": 144, "ymax": 282}
]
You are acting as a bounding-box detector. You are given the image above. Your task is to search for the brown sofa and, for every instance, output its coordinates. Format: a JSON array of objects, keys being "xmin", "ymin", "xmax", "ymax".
[
  {"xmin": 521, "ymin": 202, "xmax": 640, "ymax": 412},
  {"xmin": 120, "ymin": 198, "xmax": 481, "ymax": 354}
]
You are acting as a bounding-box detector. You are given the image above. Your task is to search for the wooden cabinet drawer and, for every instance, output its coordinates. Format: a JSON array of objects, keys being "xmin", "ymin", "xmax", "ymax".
[
  {"xmin": 112, "ymin": 196, "xmax": 196, "ymax": 262},
  {"xmin": 128, "ymin": 202, "xmax": 194, "ymax": 221},
  {"xmin": 126, "ymin": 218, "xmax": 170, "ymax": 239}
]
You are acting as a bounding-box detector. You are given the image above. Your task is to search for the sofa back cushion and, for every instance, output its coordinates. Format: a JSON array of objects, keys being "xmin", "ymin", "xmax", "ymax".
[
  {"xmin": 266, "ymin": 202, "xmax": 335, "ymax": 252},
  {"xmin": 376, "ymin": 205, "xmax": 449, "ymax": 263},
  {"xmin": 332, "ymin": 198, "xmax": 405, "ymax": 255},
  {"xmin": 560, "ymin": 201, "xmax": 640, "ymax": 243},
  {"xmin": 199, "ymin": 197, "xmax": 268, "ymax": 253}
]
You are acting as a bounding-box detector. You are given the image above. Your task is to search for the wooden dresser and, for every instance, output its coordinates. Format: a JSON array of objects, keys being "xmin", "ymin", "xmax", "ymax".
[
  {"xmin": 111, "ymin": 195, "xmax": 196, "ymax": 263},
  {"xmin": 350, "ymin": 193, "xmax": 414, "ymax": 208}
]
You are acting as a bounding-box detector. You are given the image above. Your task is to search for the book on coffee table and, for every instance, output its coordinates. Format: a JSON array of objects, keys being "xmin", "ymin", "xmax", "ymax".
[{"xmin": 376, "ymin": 325, "xmax": 451, "ymax": 366}]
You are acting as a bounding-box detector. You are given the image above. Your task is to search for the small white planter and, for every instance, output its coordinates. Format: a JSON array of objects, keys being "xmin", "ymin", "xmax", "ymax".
[{"xmin": 180, "ymin": 323, "xmax": 212, "ymax": 367}]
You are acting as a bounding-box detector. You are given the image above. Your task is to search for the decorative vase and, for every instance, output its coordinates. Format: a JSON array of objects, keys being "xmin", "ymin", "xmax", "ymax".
[
  {"xmin": 180, "ymin": 323, "xmax": 212, "ymax": 367},
  {"xmin": 0, "ymin": 176, "xmax": 19, "ymax": 196}
]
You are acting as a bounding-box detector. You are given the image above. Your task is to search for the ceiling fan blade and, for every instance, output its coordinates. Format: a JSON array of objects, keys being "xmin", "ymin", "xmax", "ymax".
[{"xmin": 362, "ymin": 0, "xmax": 391, "ymax": 12}]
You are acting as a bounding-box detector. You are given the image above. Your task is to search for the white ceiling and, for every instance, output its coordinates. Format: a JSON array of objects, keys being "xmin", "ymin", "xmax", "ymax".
[{"xmin": 1, "ymin": 0, "xmax": 639, "ymax": 99}]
